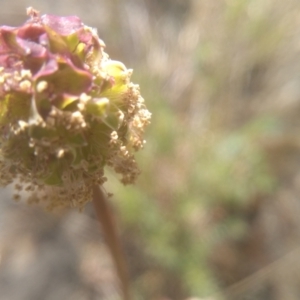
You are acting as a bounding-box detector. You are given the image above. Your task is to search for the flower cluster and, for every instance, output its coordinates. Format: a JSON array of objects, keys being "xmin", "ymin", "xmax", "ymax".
[{"xmin": 0, "ymin": 8, "xmax": 151, "ymax": 209}]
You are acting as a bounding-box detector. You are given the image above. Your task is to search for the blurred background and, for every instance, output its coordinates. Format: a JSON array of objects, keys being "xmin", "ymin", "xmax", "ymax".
[{"xmin": 1, "ymin": 0, "xmax": 300, "ymax": 299}]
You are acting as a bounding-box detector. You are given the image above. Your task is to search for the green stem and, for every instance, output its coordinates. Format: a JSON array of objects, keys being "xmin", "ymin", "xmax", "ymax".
[{"xmin": 92, "ymin": 185, "xmax": 130, "ymax": 300}]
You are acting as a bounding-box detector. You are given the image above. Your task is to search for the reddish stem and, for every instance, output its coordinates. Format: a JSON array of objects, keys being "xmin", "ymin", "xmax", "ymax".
[{"xmin": 92, "ymin": 185, "xmax": 130, "ymax": 300}]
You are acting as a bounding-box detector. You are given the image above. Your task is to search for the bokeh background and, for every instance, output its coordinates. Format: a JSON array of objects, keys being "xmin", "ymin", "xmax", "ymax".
[{"xmin": 1, "ymin": 0, "xmax": 300, "ymax": 299}]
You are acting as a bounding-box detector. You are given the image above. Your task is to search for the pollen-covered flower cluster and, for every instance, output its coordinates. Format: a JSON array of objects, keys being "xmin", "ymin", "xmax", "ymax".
[{"xmin": 0, "ymin": 8, "xmax": 151, "ymax": 209}]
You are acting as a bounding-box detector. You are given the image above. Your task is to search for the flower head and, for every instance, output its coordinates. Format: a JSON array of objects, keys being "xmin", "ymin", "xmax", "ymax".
[{"xmin": 0, "ymin": 8, "xmax": 151, "ymax": 209}]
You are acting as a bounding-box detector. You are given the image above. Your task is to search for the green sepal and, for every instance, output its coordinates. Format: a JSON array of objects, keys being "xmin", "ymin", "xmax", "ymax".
[
  {"xmin": 0, "ymin": 93, "xmax": 31, "ymax": 125},
  {"xmin": 43, "ymin": 161, "xmax": 63, "ymax": 185},
  {"xmin": 85, "ymin": 98, "xmax": 109, "ymax": 117}
]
